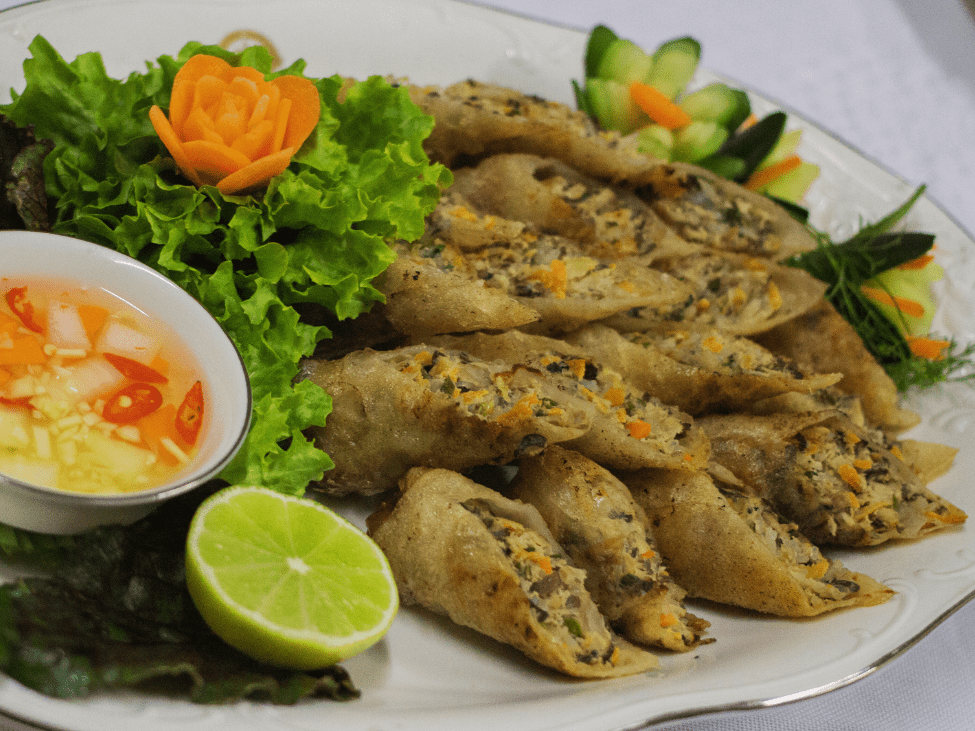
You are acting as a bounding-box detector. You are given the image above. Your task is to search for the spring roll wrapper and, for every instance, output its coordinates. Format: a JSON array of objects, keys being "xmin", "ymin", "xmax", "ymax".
[
  {"xmin": 622, "ymin": 468, "xmax": 894, "ymax": 617},
  {"xmin": 511, "ymin": 446, "xmax": 711, "ymax": 651},
  {"xmin": 300, "ymin": 347, "xmax": 592, "ymax": 496},
  {"xmin": 367, "ymin": 467, "xmax": 660, "ymax": 678},
  {"xmin": 376, "ymin": 239, "xmax": 540, "ymax": 338},
  {"xmin": 697, "ymin": 409, "xmax": 966, "ymax": 546},
  {"xmin": 424, "ymin": 330, "xmax": 710, "ymax": 472},
  {"xmin": 755, "ymin": 299, "xmax": 921, "ymax": 433},
  {"xmin": 565, "ymin": 324, "xmax": 842, "ymax": 416}
]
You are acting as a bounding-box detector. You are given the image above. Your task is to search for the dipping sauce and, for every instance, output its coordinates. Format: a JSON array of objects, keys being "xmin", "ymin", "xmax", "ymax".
[{"xmin": 0, "ymin": 278, "xmax": 206, "ymax": 494}]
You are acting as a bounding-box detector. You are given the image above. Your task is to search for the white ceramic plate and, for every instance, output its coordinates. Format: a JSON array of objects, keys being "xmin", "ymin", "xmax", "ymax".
[{"xmin": 2, "ymin": 1, "xmax": 974, "ymax": 730}]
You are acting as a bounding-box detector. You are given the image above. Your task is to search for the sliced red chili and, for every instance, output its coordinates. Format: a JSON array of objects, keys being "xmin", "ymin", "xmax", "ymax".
[
  {"xmin": 103, "ymin": 353, "xmax": 169, "ymax": 384},
  {"xmin": 102, "ymin": 382, "xmax": 163, "ymax": 424},
  {"xmin": 175, "ymin": 380, "xmax": 204, "ymax": 445},
  {"xmin": 4, "ymin": 287, "xmax": 43, "ymax": 334},
  {"xmin": 0, "ymin": 395, "xmax": 33, "ymax": 409}
]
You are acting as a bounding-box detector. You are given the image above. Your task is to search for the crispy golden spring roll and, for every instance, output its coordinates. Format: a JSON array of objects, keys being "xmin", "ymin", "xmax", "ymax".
[
  {"xmin": 367, "ymin": 467, "xmax": 660, "ymax": 678},
  {"xmin": 408, "ymin": 80, "xmax": 660, "ymax": 181},
  {"xmin": 698, "ymin": 411, "xmax": 967, "ymax": 546},
  {"xmin": 449, "ymin": 154, "xmax": 692, "ymax": 262},
  {"xmin": 376, "ymin": 238, "xmax": 540, "ymax": 338},
  {"xmin": 510, "ymin": 447, "xmax": 710, "ymax": 651},
  {"xmin": 424, "ymin": 194, "xmax": 693, "ymax": 335},
  {"xmin": 565, "ymin": 324, "xmax": 841, "ymax": 416},
  {"xmin": 299, "ymin": 345, "xmax": 591, "ymax": 496},
  {"xmin": 601, "ymin": 251, "xmax": 826, "ymax": 336},
  {"xmin": 622, "ymin": 468, "xmax": 894, "ymax": 617},
  {"xmin": 754, "ymin": 299, "xmax": 920, "ymax": 433},
  {"xmin": 425, "ymin": 330, "xmax": 709, "ymax": 472},
  {"xmin": 623, "ymin": 162, "xmax": 817, "ymax": 261}
]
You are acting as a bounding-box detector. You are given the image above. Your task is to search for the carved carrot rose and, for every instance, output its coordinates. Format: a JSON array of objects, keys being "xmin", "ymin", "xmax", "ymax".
[{"xmin": 149, "ymin": 54, "xmax": 320, "ymax": 195}]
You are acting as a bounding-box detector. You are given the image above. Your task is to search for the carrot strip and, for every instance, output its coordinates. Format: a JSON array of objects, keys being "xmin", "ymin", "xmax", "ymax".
[
  {"xmin": 231, "ymin": 119, "xmax": 275, "ymax": 161},
  {"xmin": 626, "ymin": 420, "xmax": 653, "ymax": 440},
  {"xmin": 169, "ymin": 54, "xmax": 233, "ymax": 134},
  {"xmin": 745, "ymin": 154, "xmax": 802, "ymax": 190},
  {"xmin": 216, "ymin": 147, "xmax": 294, "ymax": 195},
  {"xmin": 603, "ymin": 387, "xmax": 626, "ymax": 407},
  {"xmin": 860, "ymin": 285, "xmax": 925, "ymax": 319},
  {"xmin": 907, "ymin": 336, "xmax": 951, "ymax": 360},
  {"xmin": 0, "ymin": 335, "xmax": 47, "ymax": 366},
  {"xmin": 182, "ymin": 140, "xmax": 253, "ymax": 178},
  {"xmin": 270, "ymin": 97, "xmax": 292, "ymax": 154},
  {"xmin": 149, "ymin": 105, "xmax": 203, "ymax": 186},
  {"xmin": 897, "ymin": 254, "xmax": 935, "ymax": 271},
  {"xmin": 76, "ymin": 304, "xmax": 108, "ymax": 342},
  {"xmin": 270, "ymin": 75, "xmax": 321, "ymax": 150},
  {"xmin": 629, "ymin": 81, "xmax": 691, "ymax": 130}
]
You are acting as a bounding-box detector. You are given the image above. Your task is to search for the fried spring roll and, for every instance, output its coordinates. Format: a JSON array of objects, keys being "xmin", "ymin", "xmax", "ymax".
[
  {"xmin": 622, "ymin": 468, "xmax": 894, "ymax": 616},
  {"xmin": 623, "ymin": 162, "xmax": 817, "ymax": 261},
  {"xmin": 698, "ymin": 410, "xmax": 967, "ymax": 546},
  {"xmin": 601, "ymin": 251, "xmax": 827, "ymax": 336},
  {"xmin": 408, "ymin": 80, "xmax": 660, "ymax": 180},
  {"xmin": 565, "ymin": 323, "xmax": 841, "ymax": 416},
  {"xmin": 510, "ymin": 447, "xmax": 710, "ymax": 651},
  {"xmin": 377, "ymin": 238, "xmax": 539, "ymax": 338},
  {"xmin": 449, "ymin": 154, "xmax": 692, "ymax": 262},
  {"xmin": 367, "ymin": 467, "xmax": 660, "ymax": 678},
  {"xmin": 299, "ymin": 345, "xmax": 591, "ymax": 495},
  {"xmin": 426, "ymin": 330, "xmax": 709, "ymax": 472},
  {"xmin": 755, "ymin": 299, "xmax": 921, "ymax": 433}
]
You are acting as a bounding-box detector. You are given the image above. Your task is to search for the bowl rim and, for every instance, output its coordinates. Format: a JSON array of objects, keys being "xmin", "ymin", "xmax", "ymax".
[{"xmin": 0, "ymin": 230, "xmax": 252, "ymax": 507}]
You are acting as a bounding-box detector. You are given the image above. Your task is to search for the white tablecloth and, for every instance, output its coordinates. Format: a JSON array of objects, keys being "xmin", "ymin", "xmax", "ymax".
[{"xmin": 1, "ymin": 1, "xmax": 974, "ymax": 729}]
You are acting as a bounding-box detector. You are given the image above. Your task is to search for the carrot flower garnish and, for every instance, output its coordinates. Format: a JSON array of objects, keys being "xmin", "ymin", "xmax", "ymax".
[{"xmin": 149, "ymin": 54, "xmax": 320, "ymax": 195}]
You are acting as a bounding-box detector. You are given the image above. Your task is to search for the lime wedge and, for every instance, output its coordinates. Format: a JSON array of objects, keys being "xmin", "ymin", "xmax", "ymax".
[{"xmin": 185, "ymin": 485, "xmax": 398, "ymax": 669}]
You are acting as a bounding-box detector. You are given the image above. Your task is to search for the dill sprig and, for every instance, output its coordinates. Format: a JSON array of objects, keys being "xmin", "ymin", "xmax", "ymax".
[{"xmin": 784, "ymin": 185, "xmax": 975, "ymax": 392}]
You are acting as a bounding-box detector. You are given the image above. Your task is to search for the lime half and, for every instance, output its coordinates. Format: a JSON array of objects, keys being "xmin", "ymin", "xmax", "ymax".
[{"xmin": 185, "ymin": 485, "xmax": 399, "ymax": 670}]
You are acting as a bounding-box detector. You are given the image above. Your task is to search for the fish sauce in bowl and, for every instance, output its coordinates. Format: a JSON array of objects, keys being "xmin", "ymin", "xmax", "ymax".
[{"xmin": 0, "ymin": 279, "xmax": 206, "ymax": 495}]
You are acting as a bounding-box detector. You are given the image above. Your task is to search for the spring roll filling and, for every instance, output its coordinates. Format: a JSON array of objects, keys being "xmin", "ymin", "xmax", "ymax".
[
  {"xmin": 461, "ymin": 498, "xmax": 621, "ymax": 666},
  {"xmin": 633, "ymin": 167, "xmax": 782, "ymax": 257},
  {"xmin": 632, "ymin": 328, "xmax": 804, "ymax": 379},
  {"xmin": 536, "ymin": 352, "xmax": 693, "ymax": 456},
  {"xmin": 720, "ymin": 488, "xmax": 866, "ymax": 602}
]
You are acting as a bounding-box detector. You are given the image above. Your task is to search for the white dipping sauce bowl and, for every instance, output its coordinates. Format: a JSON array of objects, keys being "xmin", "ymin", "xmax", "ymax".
[{"xmin": 0, "ymin": 231, "xmax": 251, "ymax": 534}]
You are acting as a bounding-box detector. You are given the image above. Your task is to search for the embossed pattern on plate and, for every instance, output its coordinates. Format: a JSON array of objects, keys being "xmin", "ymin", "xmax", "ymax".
[{"xmin": 1, "ymin": 1, "xmax": 973, "ymax": 730}]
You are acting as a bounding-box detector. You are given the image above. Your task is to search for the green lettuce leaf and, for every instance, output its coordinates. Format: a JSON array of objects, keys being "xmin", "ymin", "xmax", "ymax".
[{"xmin": 1, "ymin": 36, "xmax": 450, "ymax": 495}]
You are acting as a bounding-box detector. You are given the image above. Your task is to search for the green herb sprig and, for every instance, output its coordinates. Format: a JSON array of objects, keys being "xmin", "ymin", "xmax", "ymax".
[{"xmin": 785, "ymin": 185, "xmax": 975, "ymax": 392}]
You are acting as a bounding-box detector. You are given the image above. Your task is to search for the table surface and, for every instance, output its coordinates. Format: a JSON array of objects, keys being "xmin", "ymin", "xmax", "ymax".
[{"xmin": 1, "ymin": 1, "xmax": 974, "ymax": 730}]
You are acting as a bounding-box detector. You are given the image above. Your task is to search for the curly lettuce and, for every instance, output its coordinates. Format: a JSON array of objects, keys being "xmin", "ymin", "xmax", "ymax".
[{"xmin": 1, "ymin": 36, "xmax": 451, "ymax": 494}]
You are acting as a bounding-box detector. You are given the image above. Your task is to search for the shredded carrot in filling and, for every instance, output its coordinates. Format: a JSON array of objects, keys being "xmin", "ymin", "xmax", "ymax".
[
  {"xmin": 603, "ymin": 387, "xmax": 626, "ymax": 407},
  {"xmin": 496, "ymin": 393, "xmax": 541, "ymax": 425},
  {"xmin": 626, "ymin": 420, "xmax": 653, "ymax": 440},
  {"xmin": 527, "ymin": 260, "xmax": 568, "ymax": 299},
  {"xmin": 702, "ymin": 335, "xmax": 724, "ymax": 353},
  {"xmin": 567, "ymin": 359, "xmax": 588, "ymax": 380},
  {"xmin": 837, "ymin": 463, "xmax": 866, "ymax": 491},
  {"xmin": 805, "ymin": 558, "xmax": 830, "ymax": 580},
  {"xmin": 925, "ymin": 510, "xmax": 966, "ymax": 525},
  {"xmin": 659, "ymin": 613, "xmax": 678, "ymax": 628},
  {"xmin": 520, "ymin": 551, "xmax": 553, "ymax": 575}
]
